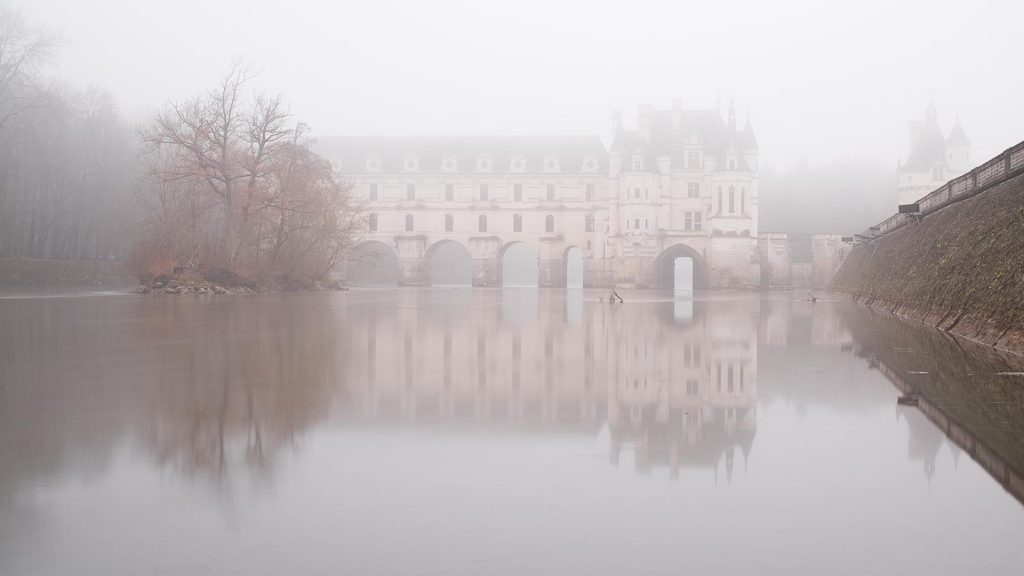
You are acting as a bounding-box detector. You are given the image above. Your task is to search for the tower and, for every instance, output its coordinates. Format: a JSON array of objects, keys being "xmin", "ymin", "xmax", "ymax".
[{"xmin": 946, "ymin": 117, "xmax": 970, "ymax": 174}]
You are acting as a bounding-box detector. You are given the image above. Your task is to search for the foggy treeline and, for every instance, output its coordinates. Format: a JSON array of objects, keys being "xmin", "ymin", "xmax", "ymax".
[
  {"xmin": 0, "ymin": 10, "xmax": 134, "ymax": 260},
  {"xmin": 760, "ymin": 161, "xmax": 897, "ymax": 235},
  {"xmin": 0, "ymin": 9, "xmax": 363, "ymax": 286}
]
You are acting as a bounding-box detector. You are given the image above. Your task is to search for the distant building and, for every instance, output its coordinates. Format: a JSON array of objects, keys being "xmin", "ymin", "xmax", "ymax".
[
  {"xmin": 319, "ymin": 99, "xmax": 765, "ymax": 289},
  {"xmin": 606, "ymin": 99, "xmax": 760, "ymax": 288},
  {"xmin": 896, "ymin": 103, "xmax": 970, "ymax": 206}
]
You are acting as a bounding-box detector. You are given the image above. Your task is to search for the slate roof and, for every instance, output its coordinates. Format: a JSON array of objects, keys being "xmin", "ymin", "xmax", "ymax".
[
  {"xmin": 902, "ymin": 120, "xmax": 948, "ymax": 172},
  {"xmin": 314, "ymin": 135, "xmax": 608, "ymax": 175},
  {"xmin": 947, "ymin": 120, "xmax": 970, "ymax": 146},
  {"xmin": 610, "ymin": 109, "xmax": 757, "ymax": 172}
]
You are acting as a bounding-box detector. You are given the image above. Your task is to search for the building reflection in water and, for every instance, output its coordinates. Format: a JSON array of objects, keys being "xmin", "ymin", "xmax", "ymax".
[{"xmin": 340, "ymin": 290, "xmax": 759, "ymax": 481}]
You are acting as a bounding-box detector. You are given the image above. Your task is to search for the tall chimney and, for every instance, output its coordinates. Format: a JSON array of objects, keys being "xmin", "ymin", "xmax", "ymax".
[
  {"xmin": 611, "ymin": 109, "xmax": 623, "ymax": 134},
  {"xmin": 638, "ymin": 104, "xmax": 652, "ymax": 142}
]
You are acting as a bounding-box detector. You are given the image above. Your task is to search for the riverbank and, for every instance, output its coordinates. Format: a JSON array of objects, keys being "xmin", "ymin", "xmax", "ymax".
[
  {"xmin": 0, "ymin": 257, "xmax": 135, "ymax": 287},
  {"xmin": 832, "ymin": 167, "xmax": 1024, "ymax": 356}
]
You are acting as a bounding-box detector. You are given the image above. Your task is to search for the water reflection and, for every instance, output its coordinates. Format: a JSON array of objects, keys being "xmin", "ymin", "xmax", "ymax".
[
  {"xmin": 0, "ymin": 289, "xmax": 1021, "ymax": 575},
  {"xmin": 342, "ymin": 291, "xmax": 759, "ymax": 480}
]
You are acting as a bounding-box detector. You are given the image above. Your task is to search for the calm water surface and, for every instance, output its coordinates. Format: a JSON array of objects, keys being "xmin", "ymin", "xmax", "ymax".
[{"xmin": 1, "ymin": 289, "xmax": 1022, "ymax": 575}]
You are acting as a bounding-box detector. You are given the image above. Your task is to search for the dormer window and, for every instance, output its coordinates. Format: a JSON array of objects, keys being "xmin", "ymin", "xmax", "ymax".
[
  {"xmin": 442, "ymin": 154, "xmax": 457, "ymax": 172},
  {"xmin": 477, "ymin": 155, "xmax": 492, "ymax": 172},
  {"xmin": 403, "ymin": 155, "xmax": 418, "ymax": 171},
  {"xmin": 582, "ymin": 155, "xmax": 598, "ymax": 172},
  {"xmin": 366, "ymin": 156, "xmax": 381, "ymax": 172},
  {"xmin": 632, "ymin": 154, "xmax": 643, "ymax": 171},
  {"xmin": 510, "ymin": 155, "xmax": 526, "ymax": 172},
  {"xmin": 543, "ymin": 154, "xmax": 559, "ymax": 172}
]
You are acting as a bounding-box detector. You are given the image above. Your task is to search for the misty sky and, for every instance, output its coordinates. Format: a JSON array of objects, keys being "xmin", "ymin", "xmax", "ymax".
[{"xmin": 20, "ymin": 0, "xmax": 1024, "ymax": 170}]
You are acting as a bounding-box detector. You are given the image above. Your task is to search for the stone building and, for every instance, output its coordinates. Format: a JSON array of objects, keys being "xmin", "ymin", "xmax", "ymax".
[
  {"xmin": 319, "ymin": 100, "xmax": 763, "ymax": 289},
  {"xmin": 605, "ymin": 99, "xmax": 760, "ymax": 288},
  {"xmin": 897, "ymin": 103, "xmax": 971, "ymax": 206},
  {"xmin": 318, "ymin": 135, "xmax": 606, "ymax": 287}
]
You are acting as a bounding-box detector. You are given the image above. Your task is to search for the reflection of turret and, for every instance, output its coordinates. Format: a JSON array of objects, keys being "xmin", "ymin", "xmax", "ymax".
[{"xmin": 898, "ymin": 406, "xmax": 945, "ymax": 482}]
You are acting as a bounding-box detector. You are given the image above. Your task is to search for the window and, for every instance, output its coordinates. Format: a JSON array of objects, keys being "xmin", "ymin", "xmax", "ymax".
[
  {"xmin": 633, "ymin": 218, "xmax": 640, "ymax": 230},
  {"xmin": 728, "ymin": 186, "xmax": 735, "ymax": 213},
  {"xmin": 717, "ymin": 187, "xmax": 723, "ymax": 212},
  {"xmin": 478, "ymin": 215, "xmax": 487, "ymax": 232},
  {"xmin": 586, "ymin": 183, "xmax": 594, "ymax": 202},
  {"xmin": 684, "ymin": 212, "xmax": 693, "ymax": 231},
  {"xmin": 445, "ymin": 213, "xmax": 454, "ymax": 232},
  {"xmin": 585, "ymin": 214, "xmax": 594, "ymax": 232},
  {"xmin": 445, "ymin": 183, "xmax": 454, "ymax": 201},
  {"xmin": 687, "ymin": 182, "xmax": 699, "ymax": 199},
  {"xmin": 644, "ymin": 188, "xmax": 649, "ymax": 199},
  {"xmin": 405, "ymin": 214, "xmax": 414, "ymax": 232},
  {"xmin": 586, "ymin": 240, "xmax": 592, "ymax": 250},
  {"xmin": 406, "ymin": 183, "xmax": 415, "ymax": 201},
  {"xmin": 368, "ymin": 213, "xmax": 378, "ymax": 232},
  {"xmin": 366, "ymin": 157, "xmax": 380, "ymax": 171},
  {"xmin": 632, "ymin": 155, "xmax": 643, "ymax": 171},
  {"xmin": 513, "ymin": 214, "xmax": 522, "ymax": 232},
  {"xmin": 479, "ymin": 183, "xmax": 488, "ymax": 201},
  {"xmin": 514, "ymin": 183, "xmax": 523, "ymax": 202},
  {"xmin": 728, "ymin": 159, "xmax": 736, "ymax": 170},
  {"xmin": 687, "ymin": 151, "xmax": 700, "ymax": 169},
  {"xmin": 634, "ymin": 188, "xmax": 640, "ymax": 199},
  {"xmin": 695, "ymin": 211, "xmax": 703, "ymax": 231},
  {"xmin": 740, "ymin": 187, "xmax": 746, "ymax": 214},
  {"xmin": 546, "ymin": 183, "xmax": 556, "ymax": 201},
  {"xmin": 545, "ymin": 215, "xmax": 554, "ymax": 233},
  {"xmin": 369, "ymin": 183, "xmax": 379, "ymax": 201},
  {"xmin": 645, "ymin": 218, "xmax": 649, "ymax": 230},
  {"xmin": 686, "ymin": 380, "xmax": 699, "ymax": 396}
]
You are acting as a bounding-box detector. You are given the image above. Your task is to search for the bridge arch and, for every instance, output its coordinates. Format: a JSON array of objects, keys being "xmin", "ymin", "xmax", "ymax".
[
  {"xmin": 424, "ymin": 239, "xmax": 473, "ymax": 287},
  {"xmin": 346, "ymin": 240, "xmax": 400, "ymax": 286},
  {"xmin": 498, "ymin": 241, "xmax": 539, "ymax": 288},
  {"xmin": 654, "ymin": 243, "xmax": 705, "ymax": 291},
  {"xmin": 563, "ymin": 245, "xmax": 584, "ymax": 289}
]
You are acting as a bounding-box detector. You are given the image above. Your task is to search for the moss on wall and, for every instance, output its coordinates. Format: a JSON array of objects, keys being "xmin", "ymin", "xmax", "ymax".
[{"xmin": 832, "ymin": 172, "xmax": 1024, "ymax": 354}]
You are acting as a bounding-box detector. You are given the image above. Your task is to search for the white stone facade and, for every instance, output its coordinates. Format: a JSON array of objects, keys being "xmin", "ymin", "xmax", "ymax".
[{"xmin": 318, "ymin": 101, "xmax": 763, "ymax": 288}]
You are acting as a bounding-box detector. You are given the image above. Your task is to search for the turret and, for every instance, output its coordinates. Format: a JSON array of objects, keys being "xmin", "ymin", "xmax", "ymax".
[{"xmin": 946, "ymin": 117, "xmax": 970, "ymax": 174}]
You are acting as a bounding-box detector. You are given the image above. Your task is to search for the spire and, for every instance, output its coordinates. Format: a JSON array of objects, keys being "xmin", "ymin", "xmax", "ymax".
[
  {"xmin": 925, "ymin": 100, "xmax": 937, "ymax": 124},
  {"xmin": 728, "ymin": 98, "xmax": 736, "ymax": 130},
  {"xmin": 741, "ymin": 108, "xmax": 758, "ymax": 149}
]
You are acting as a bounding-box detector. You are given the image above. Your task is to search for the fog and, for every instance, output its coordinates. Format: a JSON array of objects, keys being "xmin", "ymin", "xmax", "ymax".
[{"xmin": 23, "ymin": 0, "xmax": 1024, "ymax": 171}]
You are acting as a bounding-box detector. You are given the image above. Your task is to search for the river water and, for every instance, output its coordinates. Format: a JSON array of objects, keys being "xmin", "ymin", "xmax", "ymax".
[{"xmin": 1, "ymin": 289, "xmax": 1021, "ymax": 575}]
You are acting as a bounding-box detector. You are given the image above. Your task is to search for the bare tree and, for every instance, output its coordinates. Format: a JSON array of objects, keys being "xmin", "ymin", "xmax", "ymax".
[{"xmin": 137, "ymin": 66, "xmax": 361, "ymax": 287}]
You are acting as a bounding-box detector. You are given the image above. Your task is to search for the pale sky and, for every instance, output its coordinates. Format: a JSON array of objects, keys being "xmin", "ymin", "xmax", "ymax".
[{"xmin": 17, "ymin": 0, "xmax": 1024, "ymax": 170}]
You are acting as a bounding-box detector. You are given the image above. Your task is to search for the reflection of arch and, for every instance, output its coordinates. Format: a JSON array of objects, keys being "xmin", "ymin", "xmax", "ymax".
[
  {"xmin": 564, "ymin": 245, "xmax": 583, "ymax": 289},
  {"xmin": 346, "ymin": 240, "xmax": 399, "ymax": 286},
  {"xmin": 424, "ymin": 240, "xmax": 472, "ymax": 287},
  {"xmin": 498, "ymin": 241, "xmax": 539, "ymax": 288},
  {"xmin": 654, "ymin": 243, "xmax": 705, "ymax": 290}
]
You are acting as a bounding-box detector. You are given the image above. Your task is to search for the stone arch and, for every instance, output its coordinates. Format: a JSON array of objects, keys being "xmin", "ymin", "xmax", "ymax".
[
  {"xmin": 424, "ymin": 239, "xmax": 473, "ymax": 287},
  {"xmin": 654, "ymin": 243, "xmax": 706, "ymax": 291},
  {"xmin": 563, "ymin": 245, "xmax": 584, "ymax": 289},
  {"xmin": 498, "ymin": 241, "xmax": 539, "ymax": 288},
  {"xmin": 345, "ymin": 240, "xmax": 400, "ymax": 286}
]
